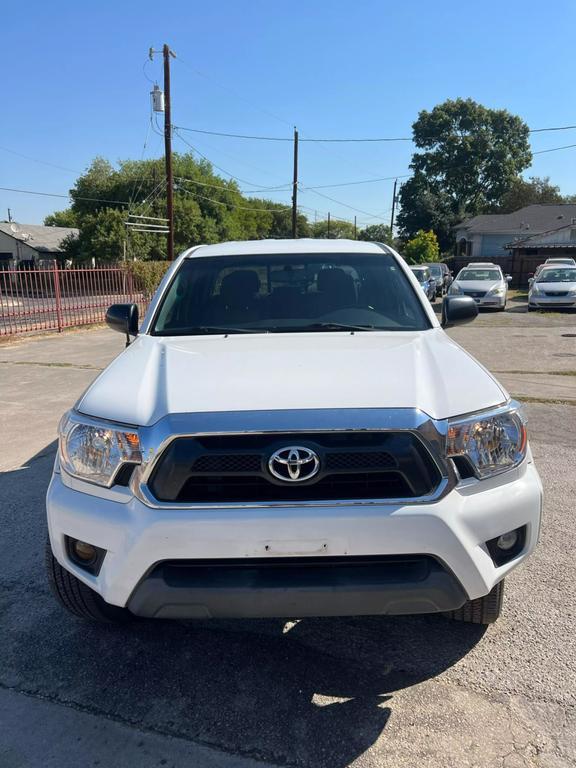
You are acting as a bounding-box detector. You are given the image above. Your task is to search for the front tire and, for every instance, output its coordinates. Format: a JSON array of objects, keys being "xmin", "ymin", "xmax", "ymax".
[
  {"xmin": 446, "ymin": 580, "xmax": 504, "ymax": 624},
  {"xmin": 46, "ymin": 540, "xmax": 133, "ymax": 623}
]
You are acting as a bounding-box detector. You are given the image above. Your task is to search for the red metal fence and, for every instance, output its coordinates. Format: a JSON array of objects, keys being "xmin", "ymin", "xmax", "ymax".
[{"xmin": 0, "ymin": 264, "xmax": 149, "ymax": 337}]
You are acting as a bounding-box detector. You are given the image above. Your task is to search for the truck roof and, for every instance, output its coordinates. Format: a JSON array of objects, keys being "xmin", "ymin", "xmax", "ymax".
[{"xmin": 184, "ymin": 238, "xmax": 389, "ymax": 259}]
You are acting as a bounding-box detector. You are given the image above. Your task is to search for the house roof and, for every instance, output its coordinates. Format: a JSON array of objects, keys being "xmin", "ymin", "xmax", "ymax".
[
  {"xmin": 454, "ymin": 204, "xmax": 576, "ymax": 235},
  {"xmin": 0, "ymin": 222, "xmax": 78, "ymax": 253},
  {"xmin": 506, "ymin": 223, "xmax": 576, "ymax": 249}
]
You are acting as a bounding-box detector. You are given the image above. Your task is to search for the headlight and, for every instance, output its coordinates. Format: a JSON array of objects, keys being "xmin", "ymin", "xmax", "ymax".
[
  {"xmin": 59, "ymin": 412, "xmax": 141, "ymax": 487},
  {"xmin": 487, "ymin": 285, "xmax": 505, "ymax": 296},
  {"xmin": 568, "ymin": 288, "xmax": 576, "ymax": 297},
  {"xmin": 530, "ymin": 285, "xmax": 542, "ymax": 296},
  {"xmin": 447, "ymin": 404, "xmax": 527, "ymax": 479},
  {"xmin": 448, "ymin": 283, "xmax": 462, "ymax": 295}
]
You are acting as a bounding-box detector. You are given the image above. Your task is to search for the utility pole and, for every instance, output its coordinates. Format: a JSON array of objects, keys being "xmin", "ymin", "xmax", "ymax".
[
  {"xmin": 7, "ymin": 208, "xmax": 12, "ymax": 222},
  {"xmin": 327, "ymin": 212, "xmax": 331, "ymax": 238},
  {"xmin": 291, "ymin": 127, "xmax": 299, "ymax": 238},
  {"xmin": 163, "ymin": 44, "xmax": 175, "ymax": 260},
  {"xmin": 390, "ymin": 178, "xmax": 398, "ymax": 234}
]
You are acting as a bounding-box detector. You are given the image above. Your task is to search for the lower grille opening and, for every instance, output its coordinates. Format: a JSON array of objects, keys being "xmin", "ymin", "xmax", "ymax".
[{"xmin": 158, "ymin": 555, "xmax": 437, "ymax": 588}]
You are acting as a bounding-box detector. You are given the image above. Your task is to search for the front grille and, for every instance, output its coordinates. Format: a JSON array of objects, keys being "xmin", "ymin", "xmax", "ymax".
[
  {"xmin": 147, "ymin": 431, "xmax": 442, "ymax": 504},
  {"xmin": 543, "ymin": 291, "xmax": 568, "ymax": 297},
  {"xmin": 462, "ymin": 290, "xmax": 486, "ymax": 299}
]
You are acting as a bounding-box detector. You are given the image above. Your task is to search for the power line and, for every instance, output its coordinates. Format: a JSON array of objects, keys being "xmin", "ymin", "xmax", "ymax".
[
  {"xmin": 173, "ymin": 128, "xmax": 291, "ymax": 190},
  {"xmin": 533, "ymin": 142, "xmax": 576, "ymax": 155},
  {"xmin": 175, "ymin": 176, "xmax": 291, "ymax": 195},
  {"xmin": 173, "ymin": 123, "xmax": 576, "ymax": 143},
  {"xmin": 0, "ymin": 145, "xmax": 79, "ymax": 174},
  {"xmin": 179, "ymin": 185, "xmax": 292, "ymax": 214},
  {"xmin": 530, "ymin": 124, "xmax": 576, "ymax": 133},
  {"xmin": 299, "ymin": 185, "xmax": 388, "ymax": 221},
  {"xmin": 174, "ymin": 126, "xmax": 412, "ymax": 143},
  {"xmin": 0, "ymin": 186, "xmax": 132, "ymax": 206},
  {"xmin": 304, "ymin": 174, "xmax": 411, "ymax": 190}
]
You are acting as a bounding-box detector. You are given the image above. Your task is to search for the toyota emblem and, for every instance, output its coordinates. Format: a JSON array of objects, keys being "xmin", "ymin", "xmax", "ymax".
[{"xmin": 268, "ymin": 446, "xmax": 320, "ymax": 483}]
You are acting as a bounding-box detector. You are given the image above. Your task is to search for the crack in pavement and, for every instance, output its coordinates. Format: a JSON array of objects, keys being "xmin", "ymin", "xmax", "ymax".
[{"xmin": 0, "ymin": 360, "xmax": 102, "ymax": 370}]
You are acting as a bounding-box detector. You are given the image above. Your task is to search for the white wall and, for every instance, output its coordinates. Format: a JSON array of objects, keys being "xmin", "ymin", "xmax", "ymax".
[{"xmin": 0, "ymin": 231, "xmax": 39, "ymax": 263}]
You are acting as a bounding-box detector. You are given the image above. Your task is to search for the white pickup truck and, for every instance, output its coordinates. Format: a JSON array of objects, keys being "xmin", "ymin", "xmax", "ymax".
[{"xmin": 46, "ymin": 239, "xmax": 542, "ymax": 625}]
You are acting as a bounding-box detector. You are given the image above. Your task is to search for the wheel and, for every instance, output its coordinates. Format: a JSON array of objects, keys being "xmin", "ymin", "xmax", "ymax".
[
  {"xmin": 45, "ymin": 539, "xmax": 133, "ymax": 623},
  {"xmin": 446, "ymin": 580, "xmax": 504, "ymax": 624}
]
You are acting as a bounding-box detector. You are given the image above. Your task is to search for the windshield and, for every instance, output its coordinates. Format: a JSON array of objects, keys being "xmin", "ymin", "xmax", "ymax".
[
  {"xmin": 152, "ymin": 253, "xmax": 431, "ymax": 335},
  {"xmin": 458, "ymin": 269, "xmax": 501, "ymax": 281},
  {"xmin": 410, "ymin": 269, "xmax": 429, "ymax": 283},
  {"xmin": 537, "ymin": 268, "xmax": 576, "ymax": 283},
  {"xmin": 427, "ymin": 264, "xmax": 443, "ymax": 277}
]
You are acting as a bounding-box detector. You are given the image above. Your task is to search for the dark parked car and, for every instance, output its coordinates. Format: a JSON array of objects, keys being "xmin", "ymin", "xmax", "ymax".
[{"xmin": 425, "ymin": 262, "xmax": 453, "ymax": 296}]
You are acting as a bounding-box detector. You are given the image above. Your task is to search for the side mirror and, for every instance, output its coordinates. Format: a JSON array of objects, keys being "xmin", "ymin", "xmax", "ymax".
[
  {"xmin": 106, "ymin": 303, "xmax": 139, "ymax": 346},
  {"xmin": 441, "ymin": 296, "xmax": 478, "ymax": 328},
  {"xmin": 528, "ymin": 278, "xmax": 534, "ymax": 287},
  {"xmin": 506, "ymin": 275, "xmax": 512, "ymax": 283}
]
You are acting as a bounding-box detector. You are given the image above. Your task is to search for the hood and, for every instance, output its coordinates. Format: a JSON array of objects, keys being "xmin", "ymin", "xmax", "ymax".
[
  {"xmin": 77, "ymin": 330, "xmax": 507, "ymax": 426},
  {"xmin": 534, "ymin": 281, "xmax": 576, "ymax": 293},
  {"xmin": 454, "ymin": 279, "xmax": 502, "ymax": 292}
]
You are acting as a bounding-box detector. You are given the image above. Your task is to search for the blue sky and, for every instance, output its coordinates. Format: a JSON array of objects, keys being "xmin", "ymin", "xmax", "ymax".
[{"xmin": 2, "ymin": 0, "xmax": 576, "ymax": 228}]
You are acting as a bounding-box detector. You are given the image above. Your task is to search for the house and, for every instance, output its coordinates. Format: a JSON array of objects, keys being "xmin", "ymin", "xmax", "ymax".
[
  {"xmin": 0, "ymin": 222, "xmax": 78, "ymax": 268},
  {"xmin": 505, "ymin": 222, "xmax": 576, "ymax": 261},
  {"xmin": 454, "ymin": 204, "xmax": 576, "ymax": 260}
]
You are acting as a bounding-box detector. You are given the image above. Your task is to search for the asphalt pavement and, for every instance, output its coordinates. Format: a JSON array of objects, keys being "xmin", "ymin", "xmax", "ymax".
[{"xmin": 0, "ymin": 307, "xmax": 575, "ymax": 767}]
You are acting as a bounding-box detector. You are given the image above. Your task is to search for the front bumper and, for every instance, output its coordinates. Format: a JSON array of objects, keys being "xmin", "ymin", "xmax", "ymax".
[
  {"xmin": 529, "ymin": 296, "xmax": 576, "ymax": 309},
  {"xmin": 46, "ymin": 457, "xmax": 542, "ymax": 619},
  {"xmin": 469, "ymin": 295, "xmax": 506, "ymax": 308}
]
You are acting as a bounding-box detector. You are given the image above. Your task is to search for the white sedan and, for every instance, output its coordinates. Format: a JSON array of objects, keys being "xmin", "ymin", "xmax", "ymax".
[
  {"xmin": 448, "ymin": 264, "xmax": 510, "ymax": 310},
  {"xmin": 528, "ymin": 266, "xmax": 576, "ymax": 311}
]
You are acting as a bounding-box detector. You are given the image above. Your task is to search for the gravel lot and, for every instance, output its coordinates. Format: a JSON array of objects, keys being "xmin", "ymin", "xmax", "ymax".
[{"xmin": 0, "ymin": 304, "xmax": 575, "ymax": 768}]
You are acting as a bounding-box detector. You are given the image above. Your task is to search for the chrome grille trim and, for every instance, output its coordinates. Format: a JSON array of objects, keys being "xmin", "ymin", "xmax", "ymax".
[{"xmin": 127, "ymin": 408, "xmax": 456, "ymax": 509}]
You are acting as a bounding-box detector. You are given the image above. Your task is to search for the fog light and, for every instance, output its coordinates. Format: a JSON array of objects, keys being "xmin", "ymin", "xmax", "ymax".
[
  {"xmin": 65, "ymin": 536, "xmax": 106, "ymax": 575},
  {"xmin": 486, "ymin": 526, "xmax": 526, "ymax": 567},
  {"xmin": 73, "ymin": 540, "xmax": 97, "ymax": 562},
  {"xmin": 496, "ymin": 531, "xmax": 518, "ymax": 551}
]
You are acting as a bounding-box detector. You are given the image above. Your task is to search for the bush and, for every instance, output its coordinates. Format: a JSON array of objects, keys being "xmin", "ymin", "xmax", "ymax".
[
  {"xmin": 125, "ymin": 261, "xmax": 170, "ymax": 299},
  {"xmin": 402, "ymin": 230, "xmax": 440, "ymax": 264}
]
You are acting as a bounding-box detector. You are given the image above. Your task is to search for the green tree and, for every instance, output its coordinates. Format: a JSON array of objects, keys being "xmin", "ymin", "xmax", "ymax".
[
  {"xmin": 396, "ymin": 174, "xmax": 458, "ymax": 251},
  {"xmin": 398, "ymin": 98, "xmax": 532, "ymax": 248},
  {"xmin": 54, "ymin": 153, "xmax": 303, "ymax": 263},
  {"xmin": 402, "ymin": 230, "xmax": 440, "ymax": 264},
  {"xmin": 44, "ymin": 209, "xmax": 78, "ymax": 227},
  {"xmin": 497, "ymin": 176, "xmax": 564, "ymax": 212},
  {"xmin": 358, "ymin": 224, "xmax": 394, "ymax": 245},
  {"xmin": 312, "ymin": 219, "xmax": 356, "ymax": 239}
]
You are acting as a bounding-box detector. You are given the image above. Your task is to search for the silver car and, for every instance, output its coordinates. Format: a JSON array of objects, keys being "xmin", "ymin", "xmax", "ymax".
[
  {"xmin": 448, "ymin": 263, "xmax": 510, "ymax": 310},
  {"xmin": 528, "ymin": 266, "xmax": 576, "ymax": 311}
]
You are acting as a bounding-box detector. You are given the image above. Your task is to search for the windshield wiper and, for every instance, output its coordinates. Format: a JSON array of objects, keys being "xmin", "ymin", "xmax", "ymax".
[
  {"xmin": 270, "ymin": 322, "xmax": 383, "ymax": 333},
  {"xmin": 158, "ymin": 326, "xmax": 262, "ymax": 336}
]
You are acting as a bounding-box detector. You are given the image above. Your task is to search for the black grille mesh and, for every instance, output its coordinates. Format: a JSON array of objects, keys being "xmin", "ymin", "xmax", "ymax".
[{"xmin": 192, "ymin": 454, "xmax": 261, "ymax": 473}]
